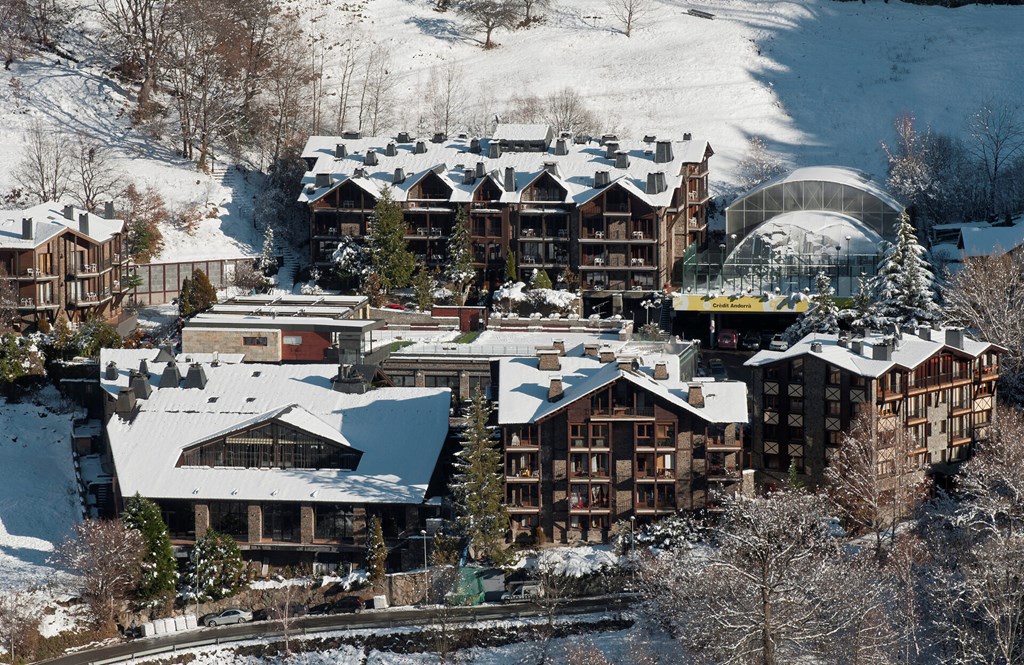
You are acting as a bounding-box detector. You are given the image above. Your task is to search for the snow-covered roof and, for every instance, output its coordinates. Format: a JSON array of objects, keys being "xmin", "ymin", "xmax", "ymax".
[
  {"xmin": 733, "ymin": 166, "xmax": 904, "ymax": 214},
  {"xmin": 185, "ymin": 313, "xmax": 381, "ymax": 331},
  {"xmin": 298, "ymin": 132, "xmax": 711, "ymax": 209},
  {"xmin": 744, "ymin": 328, "xmax": 1001, "ymax": 377},
  {"xmin": 100, "ymin": 349, "xmax": 451, "ymax": 505},
  {"xmin": 497, "ymin": 353, "xmax": 747, "ymax": 426},
  {"xmin": 959, "ymin": 223, "xmax": 1024, "ymax": 257},
  {"xmin": 0, "ymin": 202, "xmax": 124, "ymax": 249},
  {"xmin": 490, "ymin": 123, "xmax": 554, "ymax": 142},
  {"xmin": 395, "ymin": 329, "xmax": 627, "ymax": 358}
]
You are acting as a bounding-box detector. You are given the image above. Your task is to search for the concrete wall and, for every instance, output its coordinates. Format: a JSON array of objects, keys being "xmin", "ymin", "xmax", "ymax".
[{"xmin": 182, "ymin": 327, "xmax": 282, "ymax": 362}]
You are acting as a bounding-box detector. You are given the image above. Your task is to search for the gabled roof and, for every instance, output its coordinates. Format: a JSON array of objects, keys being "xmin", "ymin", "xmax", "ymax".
[
  {"xmin": 179, "ymin": 403, "xmax": 358, "ymax": 454},
  {"xmin": 0, "ymin": 202, "xmax": 124, "ymax": 249}
]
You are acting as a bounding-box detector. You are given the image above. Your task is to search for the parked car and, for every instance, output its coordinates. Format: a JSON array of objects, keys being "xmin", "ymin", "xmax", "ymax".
[
  {"xmin": 769, "ymin": 334, "xmax": 790, "ymax": 351},
  {"xmin": 384, "ymin": 303, "xmax": 406, "ymax": 311},
  {"xmin": 501, "ymin": 582, "xmax": 542, "ymax": 604},
  {"xmin": 202, "ymin": 608, "xmax": 253, "ymax": 627},
  {"xmin": 332, "ymin": 596, "xmax": 364, "ymax": 614},
  {"xmin": 740, "ymin": 332, "xmax": 761, "ymax": 351},
  {"xmin": 708, "ymin": 358, "xmax": 728, "ymax": 381},
  {"xmin": 716, "ymin": 328, "xmax": 739, "ymax": 350}
]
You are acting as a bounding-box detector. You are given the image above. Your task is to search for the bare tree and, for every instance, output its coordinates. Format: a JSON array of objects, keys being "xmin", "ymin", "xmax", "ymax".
[
  {"xmin": 14, "ymin": 119, "xmax": 72, "ymax": 203},
  {"xmin": 824, "ymin": 410, "xmax": 927, "ymax": 555},
  {"xmin": 0, "ymin": 0, "xmax": 32, "ymax": 69},
  {"xmin": 738, "ymin": 135, "xmax": 786, "ymax": 190},
  {"xmin": 564, "ymin": 639, "xmax": 613, "ymax": 665},
  {"xmin": 544, "ymin": 87, "xmax": 598, "ymax": 136},
  {"xmin": 358, "ymin": 46, "xmax": 395, "ymax": 136},
  {"xmin": 607, "ymin": 0, "xmax": 649, "ymax": 38},
  {"xmin": 72, "ymin": 135, "xmax": 119, "ymax": 212},
  {"xmin": 966, "ymin": 100, "xmax": 1024, "ymax": 217},
  {"xmin": 456, "ymin": 0, "xmax": 518, "ymax": 49},
  {"xmin": 23, "ymin": 0, "xmax": 71, "ymax": 49},
  {"xmin": 519, "ymin": 0, "xmax": 551, "ymax": 25},
  {"xmin": 943, "ymin": 252, "xmax": 1024, "ymax": 402},
  {"xmin": 54, "ymin": 519, "xmax": 145, "ymax": 629},
  {"xmin": 427, "ymin": 59, "xmax": 467, "ymax": 136},
  {"xmin": 93, "ymin": 0, "xmax": 174, "ymax": 115},
  {"xmin": 0, "ymin": 590, "xmax": 41, "ymax": 664},
  {"xmin": 331, "ymin": 35, "xmax": 363, "ymax": 134}
]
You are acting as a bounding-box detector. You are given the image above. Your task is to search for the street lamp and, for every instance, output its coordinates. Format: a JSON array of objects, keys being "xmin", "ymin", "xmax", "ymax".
[
  {"xmin": 629, "ymin": 515, "xmax": 636, "ymax": 552},
  {"xmin": 420, "ymin": 529, "xmax": 428, "ymax": 604},
  {"xmin": 718, "ymin": 242, "xmax": 727, "ymax": 291}
]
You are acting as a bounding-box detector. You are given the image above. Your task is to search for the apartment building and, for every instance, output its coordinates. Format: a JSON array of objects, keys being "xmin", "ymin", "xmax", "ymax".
[
  {"xmin": 745, "ymin": 327, "xmax": 1002, "ymax": 486},
  {"xmin": 496, "ymin": 347, "xmax": 747, "ymax": 544},
  {"xmin": 299, "ymin": 125, "xmax": 713, "ymax": 309}
]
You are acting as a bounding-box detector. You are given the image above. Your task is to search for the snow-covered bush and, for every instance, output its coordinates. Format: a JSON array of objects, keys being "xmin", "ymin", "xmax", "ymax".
[
  {"xmin": 493, "ymin": 281, "xmax": 578, "ymax": 317},
  {"xmin": 188, "ymin": 530, "xmax": 249, "ymax": 601}
]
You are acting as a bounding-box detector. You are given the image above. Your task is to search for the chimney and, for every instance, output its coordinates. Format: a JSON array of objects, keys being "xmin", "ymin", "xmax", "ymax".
[
  {"xmin": 837, "ymin": 336, "xmax": 849, "ymax": 348},
  {"xmin": 159, "ymin": 362, "xmax": 182, "ymax": 388},
  {"xmin": 554, "ymin": 138, "xmax": 568, "ymax": 156},
  {"xmin": 342, "ymin": 130, "xmax": 361, "ymax": 139},
  {"xmin": 364, "ymin": 149, "xmax": 378, "ymax": 166},
  {"xmin": 654, "ymin": 362, "xmax": 668, "ymax": 380},
  {"xmin": 682, "ymin": 132, "xmax": 692, "ymax": 141},
  {"xmin": 475, "ymin": 161, "xmax": 485, "ymax": 178},
  {"xmin": 154, "ymin": 344, "xmax": 175, "ymax": 363},
  {"xmin": 542, "ymin": 161, "xmax": 559, "ymax": 177},
  {"xmin": 599, "ymin": 347, "xmax": 615, "ymax": 363},
  {"xmin": 333, "ymin": 364, "xmax": 368, "ymax": 394},
  {"xmin": 115, "ymin": 387, "xmax": 137, "ymax": 417},
  {"xmin": 583, "ymin": 342, "xmax": 600, "ymax": 358},
  {"xmin": 594, "ymin": 171, "xmax": 610, "ymax": 188},
  {"xmin": 21, "ymin": 217, "xmax": 33, "ymax": 240},
  {"xmin": 104, "ymin": 361, "xmax": 118, "ymax": 381},
  {"xmin": 432, "ymin": 132, "xmax": 446, "ymax": 143},
  {"xmin": 414, "ymin": 140, "xmax": 427, "ymax": 154},
  {"xmin": 488, "ymin": 142, "xmax": 502, "ymax": 159},
  {"xmin": 469, "ymin": 138, "xmax": 481, "ymax": 153},
  {"xmin": 334, "ymin": 143, "xmax": 347, "ymax": 158},
  {"xmin": 78, "ymin": 213, "xmax": 90, "ymax": 237},
  {"xmin": 643, "ymin": 134, "xmax": 657, "ymax": 143},
  {"xmin": 385, "ymin": 142, "xmax": 397, "ymax": 157},
  {"xmin": 394, "ymin": 168, "xmax": 406, "ymax": 184},
  {"xmin": 687, "ymin": 383, "xmax": 705, "ymax": 408},
  {"xmin": 538, "ymin": 349, "xmax": 560, "ymax": 371},
  {"xmin": 851, "ymin": 340, "xmax": 863, "ymax": 356},
  {"xmin": 811, "ymin": 342, "xmax": 823, "ymax": 353},
  {"xmin": 315, "ymin": 172, "xmax": 331, "ymax": 188},
  {"xmin": 548, "ymin": 376, "xmax": 564, "ymax": 402},
  {"xmin": 918, "ymin": 326, "xmax": 932, "ymax": 342},
  {"xmin": 617, "ymin": 357, "xmax": 637, "ymax": 372},
  {"xmin": 353, "ymin": 168, "xmax": 365, "ymax": 179},
  {"xmin": 945, "ymin": 328, "xmax": 964, "ymax": 349},
  {"xmin": 552, "ymin": 339, "xmax": 565, "ymax": 355},
  {"xmin": 600, "ymin": 134, "xmax": 618, "ymax": 145},
  {"xmin": 462, "ymin": 168, "xmax": 475, "ymax": 185},
  {"xmin": 614, "ymin": 151, "xmax": 630, "ymax": 169},
  {"xmin": 872, "ymin": 342, "xmax": 892, "ymax": 361},
  {"xmin": 646, "ymin": 172, "xmax": 667, "ymax": 195},
  {"xmin": 397, "ymin": 131, "xmax": 412, "ymax": 143},
  {"xmin": 504, "ymin": 166, "xmax": 516, "ymax": 192},
  {"xmin": 605, "ymin": 141, "xmax": 619, "ymax": 159},
  {"xmin": 129, "ymin": 370, "xmax": 152, "ymax": 399},
  {"xmin": 63, "ymin": 204, "xmax": 74, "ymax": 220},
  {"xmin": 654, "ymin": 140, "xmax": 674, "ymax": 164},
  {"xmin": 211, "ymin": 351, "xmax": 220, "ymax": 367},
  {"xmin": 184, "ymin": 362, "xmax": 208, "ymax": 389},
  {"xmin": 103, "ymin": 201, "xmax": 115, "ymax": 219}
]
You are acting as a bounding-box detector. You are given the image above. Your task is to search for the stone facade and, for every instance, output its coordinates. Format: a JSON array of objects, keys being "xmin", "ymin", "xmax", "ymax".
[{"xmin": 182, "ymin": 327, "xmax": 283, "ymax": 362}]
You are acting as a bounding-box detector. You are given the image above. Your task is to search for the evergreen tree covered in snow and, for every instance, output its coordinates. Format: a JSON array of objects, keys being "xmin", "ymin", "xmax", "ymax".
[
  {"xmin": 870, "ymin": 212, "xmax": 941, "ymax": 327},
  {"xmin": 844, "ymin": 273, "xmax": 884, "ymax": 335},
  {"xmin": 366, "ymin": 186, "xmax": 415, "ymax": 292},
  {"xmin": 122, "ymin": 494, "xmax": 177, "ymax": 600},
  {"xmin": 784, "ymin": 271, "xmax": 841, "ymax": 343},
  {"xmin": 445, "ymin": 207, "xmax": 475, "ymax": 305},
  {"xmin": 259, "ymin": 225, "xmax": 275, "ymax": 274},
  {"xmin": 178, "ymin": 275, "xmax": 194, "ymax": 318},
  {"xmin": 332, "ymin": 236, "xmax": 370, "ymax": 283},
  {"xmin": 450, "ymin": 390, "xmax": 509, "ymax": 564},
  {"xmin": 366, "ymin": 516, "xmax": 387, "ymax": 584},
  {"xmin": 189, "ymin": 529, "xmax": 247, "ymax": 601}
]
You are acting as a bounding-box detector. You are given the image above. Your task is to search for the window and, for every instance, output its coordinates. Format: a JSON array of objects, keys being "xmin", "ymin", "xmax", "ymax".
[
  {"xmin": 314, "ymin": 505, "xmax": 354, "ymax": 541},
  {"xmin": 210, "ymin": 501, "xmax": 248, "ymax": 539},
  {"xmin": 790, "ymin": 398, "xmax": 804, "ymax": 412},
  {"xmin": 764, "ymin": 395, "xmax": 780, "ymax": 410},
  {"xmin": 570, "ymin": 424, "xmax": 586, "ymax": 448},
  {"xmin": 243, "ymin": 336, "xmax": 268, "ymax": 346},
  {"xmin": 656, "ymin": 423, "xmax": 675, "ymax": 447},
  {"xmin": 789, "ymin": 426, "xmax": 804, "ymax": 442},
  {"xmin": 590, "ymin": 424, "xmax": 608, "ymax": 447},
  {"xmin": 827, "ymin": 366, "xmax": 841, "ymax": 385},
  {"xmin": 425, "ymin": 374, "xmax": 459, "ymax": 388},
  {"xmin": 766, "ymin": 366, "xmax": 781, "ymax": 380},
  {"xmin": 827, "ymin": 401, "xmax": 841, "ymax": 416},
  {"xmin": 636, "ymin": 423, "xmax": 653, "ymax": 444},
  {"xmin": 262, "ymin": 503, "xmax": 300, "ymax": 542},
  {"xmin": 790, "ymin": 359, "xmax": 804, "ymax": 382},
  {"xmin": 283, "ymin": 335, "xmax": 302, "ymax": 346},
  {"xmin": 828, "ymin": 431, "xmax": 842, "ymax": 446}
]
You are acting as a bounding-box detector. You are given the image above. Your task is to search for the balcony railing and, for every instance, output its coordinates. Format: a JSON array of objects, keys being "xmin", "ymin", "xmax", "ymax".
[{"xmin": 591, "ymin": 406, "xmax": 655, "ymax": 418}]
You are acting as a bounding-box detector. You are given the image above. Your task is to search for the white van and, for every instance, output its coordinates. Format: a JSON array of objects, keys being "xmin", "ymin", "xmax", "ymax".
[{"xmin": 501, "ymin": 582, "xmax": 542, "ymax": 604}]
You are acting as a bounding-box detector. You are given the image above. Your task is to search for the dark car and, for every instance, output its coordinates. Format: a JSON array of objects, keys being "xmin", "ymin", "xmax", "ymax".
[
  {"xmin": 333, "ymin": 596, "xmax": 364, "ymax": 614},
  {"xmin": 254, "ymin": 604, "xmax": 306, "ymax": 622},
  {"xmin": 740, "ymin": 333, "xmax": 761, "ymax": 351}
]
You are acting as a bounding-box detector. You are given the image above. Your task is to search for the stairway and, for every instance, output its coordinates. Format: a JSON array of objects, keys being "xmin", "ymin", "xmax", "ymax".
[{"xmin": 659, "ymin": 294, "xmax": 674, "ymax": 332}]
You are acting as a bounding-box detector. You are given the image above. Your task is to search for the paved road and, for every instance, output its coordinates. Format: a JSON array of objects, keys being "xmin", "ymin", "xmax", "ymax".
[{"xmin": 36, "ymin": 596, "xmax": 633, "ymax": 665}]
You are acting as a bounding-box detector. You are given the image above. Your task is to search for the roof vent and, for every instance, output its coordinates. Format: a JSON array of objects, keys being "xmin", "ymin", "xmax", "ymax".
[
  {"xmin": 542, "ymin": 161, "xmax": 560, "ymax": 178},
  {"xmin": 353, "ymin": 168, "xmax": 365, "ymax": 179},
  {"xmin": 431, "ymin": 132, "xmax": 447, "ymax": 143},
  {"xmin": 538, "ymin": 348, "xmax": 560, "ymax": 372},
  {"xmin": 945, "ymin": 328, "xmax": 964, "ymax": 349},
  {"xmin": 364, "ymin": 149, "xmax": 378, "ymax": 166},
  {"xmin": 315, "ymin": 172, "xmax": 331, "ymax": 188},
  {"xmin": 154, "ymin": 345, "xmax": 175, "ymax": 363},
  {"xmin": 851, "ymin": 340, "xmax": 863, "ymax": 355},
  {"xmin": 604, "ymin": 141, "xmax": 620, "ymax": 159},
  {"xmin": 414, "ymin": 140, "xmax": 427, "ymax": 154},
  {"xmin": 21, "ymin": 217, "xmax": 32, "ymax": 240},
  {"xmin": 78, "ymin": 212, "xmax": 90, "ymax": 237},
  {"xmin": 210, "ymin": 352, "xmax": 219, "ymax": 368},
  {"xmin": 918, "ymin": 326, "xmax": 932, "ymax": 342},
  {"xmin": 600, "ymin": 134, "xmax": 618, "ymax": 145},
  {"xmin": 811, "ymin": 342, "xmax": 823, "ymax": 353},
  {"xmin": 334, "ymin": 143, "xmax": 347, "ymax": 158},
  {"xmin": 184, "ymin": 362, "xmax": 208, "ymax": 389},
  {"xmin": 469, "ymin": 138, "xmax": 481, "ymax": 153},
  {"xmin": 397, "ymin": 131, "xmax": 412, "ymax": 143},
  {"xmin": 554, "ymin": 138, "xmax": 568, "ymax": 156},
  {"xmin": 463, "ymin": 168, "xmax": 475, "ymax": 185},
  {"xmin": 130, "ymin": 371, "xmax": 152, "ymax": 399},
  {"xmin": 103, "ymin": 201, "xmax": 115, "ymax": 219},
  {"xmin": 333, "ymin": 363, "xmax": 368, "ymax": 394},
  {"xmin": 104, "ymin": 361, "xmax": 118, "ymax": 381},
  {"xmin": 583, "ymin": 342, "xmax": 600, "ymax": 358},
  {"xmin": 682, "ymin": 132, "xmax": 692, "ymax": 141},
  {"xmin": 63, "ymin": 204, "xmax": 74, "ymax": 220},
  {"xmin": 645, "ymin": 172, "xmax": 667, "ymax": 195},
  {"xmin": 599, "ymin": 347, "xmax": 616, "ymax": 363},
  {"xmin": 872, "ymin": 341, "xmax": 893, "ymax": 361},
  {"xmin": 594, "ymin": 171, "xmax": 610, "ymax": 188},
  {"xmin": 617, "ymin": 357, "xmax": 638, "ymax": 372},
  {"xmin": 394, "ymin": 168, "xmax": 406, "ymax": 184},
  {"xmin": 115, "ymin": 387, "xmax": 137, "ymax": 417},
  {"xmin": 139, "ymin": 359, "xmax": 149, "ymax": 376},
  {"xmin": 159, "ymin": 363, "xmax": 181, "ymax": 388},
  {"xmin": 614, "ymin": 151, "xmax": 630, "ymax": 169},
  {"xmin": 385, "ymin": 142, "xmax": 397, "ymax": 157},
  {"xmin": 488, "ymin": 142, "xmax": 502, "ymax": 159},
  {"xmin": 342, "ymin": 130, "xmax": 361, "ymax": 140},
  {"xmin": 837, "ymin": 336, "xmax": 849, "ymax": 348},
  {"xmin": 504, "ymin": 166, "xmax": 516, "ymax": 192},
  {"xmin": 475, "ymin": 161, "xmax": 485, "ymax": 178},
  {"xmin": 548, "ymin": 376, "xmax": 564, "ymax": 402},
  {"xmin": 643, "ymin": 134, "xmax": 657, "ymax": 143},
  {"xmin": 654, "ymin": 361, "xmax": 668, "ymax": 380},
  {"xmin": 552, "ymin": 339, "xmax": 565, "ymax": 355},
  {"xmin": 654, "ymin": 140, "xmax": 674, "ymax": 164}
]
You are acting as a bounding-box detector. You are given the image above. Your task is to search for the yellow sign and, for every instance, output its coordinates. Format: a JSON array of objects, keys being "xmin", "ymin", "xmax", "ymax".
[{"xmin": 672, "ymin": 294, "xmax": 810, "ymax": 313}]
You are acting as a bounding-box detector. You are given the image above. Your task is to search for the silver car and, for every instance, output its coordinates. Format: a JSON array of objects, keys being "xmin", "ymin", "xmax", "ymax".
[{"xmin": 203, "ymin": 608, "xmax": 253, "ymax": 627}]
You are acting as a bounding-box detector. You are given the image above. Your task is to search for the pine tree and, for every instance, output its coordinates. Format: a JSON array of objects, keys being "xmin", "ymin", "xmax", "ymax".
[
  {"xmin": 189, "ymin": 529, "xmax": 247, "ymax": 601},
  {"xmin": 784, "ymin": 272, "xmax": 841, "ymax": 343},
  {"xmin": 260, "ymin": 225, "xmax": 276, "ymax": 274},
  {"xmin": 870, "ymin": 212, "xmax": 941, "ymax": 327},
  {"xmin": 413, "ymin": 267, "xmax": 435, "ymax": 312},
  {"xmin": 449, "ymin": 390, "xmax": 510, "ymax": 564},
  {"xmin": 846, "ymin": 273, "xmax": 883, "ymax": 335},
  {"xmin": 122, "ymin": 493, "xmax": 177, "ymax": 600},
  {"xmin": 532, "ymin": 269, "xmax": 552, "ymax": 290},
  {"xmin": 189, "ymin": 269, "xmax": 218, "ymax": 314},
  {"xmin": 178, "ymin": 275, "xmax": 194, "ymax": 317},
  {"xmin": 504, "ymin": 248, "xmax": 517, "ymax": 282},
  {"xmin": 445, "ymin": 207, "xmax": 475, "ymax": 305},
  {"xmin": 366, "ymin": 186, "xmax": 415, "ymax": 292},
  {"xmin": 366, "ymin": 516, "xmax": 387, "ymax": 585}
]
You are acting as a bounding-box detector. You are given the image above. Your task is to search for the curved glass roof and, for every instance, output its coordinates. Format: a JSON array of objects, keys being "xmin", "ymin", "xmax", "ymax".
[{"xmin": 725, "ymin": 166, "xmax": 904, "ymax": 243}]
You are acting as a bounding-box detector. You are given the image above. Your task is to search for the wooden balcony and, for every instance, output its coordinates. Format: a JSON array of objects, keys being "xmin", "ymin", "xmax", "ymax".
[{"xmin": 590, "ymin": 406, "xmax": 655, "ymax": 420}]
